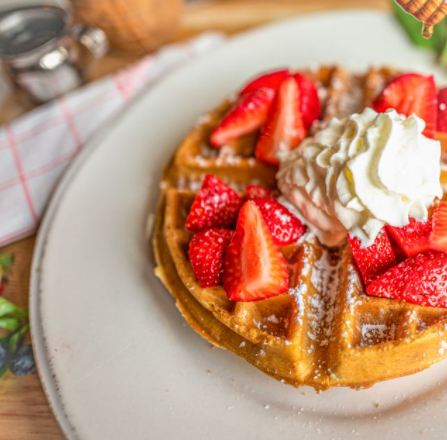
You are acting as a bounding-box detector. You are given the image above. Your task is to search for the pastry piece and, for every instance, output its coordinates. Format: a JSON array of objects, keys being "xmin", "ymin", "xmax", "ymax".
[{"xmin": 153, "ymin": 66, "xmax": 447, "ymax": 391}]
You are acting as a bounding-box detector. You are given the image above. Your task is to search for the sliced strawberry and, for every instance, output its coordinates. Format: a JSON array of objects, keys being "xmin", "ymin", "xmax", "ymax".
[
  {"xmin": 388, "ymin": 236, "xmax": 408, "ymax": 264},
  {"xmin": 255, "ymin": 77, "xmax": 307, "ymax": 165},
  {"xmin": 347, "ymin": 229, "xmax": 397, "ymax": 286},
  {"xmin": 254, "ymin": 198, "xmax": 306, "ymax": 246},
  {"xmin": 438, "ymin": 88, "xmax": 447, "ymax": 133},
  {"xmin": 241, "ymin": 71, "xmax": 320, "ymax": 130},
  {"xmin": 185, "ymin": 175, "xmax": 243, "ymax": 231},
  {"xmin": 386, "ymin": 217, "xmax": 432, "ymax": 258},
  {"xmin": 430, "ymin": 204, "xmax": 447, "ymax": 253},
  {"xmin": 246, "ymin": 184, "xmax": 271, "ymax": 200},
  {"xmin": 373, "ymin": 73, "xmax": 437, "ymax": 139},
  {"xmin": 293, "ymin": 73, "xmax": 321, "ymax": 129},
  {"xmin": 211, "ymin": 88, "xmax": 275, "ymax": 147},
  {"xmin": 239, "ymin": 69, "xmax": 291, "ymax": 96},
  {"xmin": 223, "ymin": 201, "xmax": 289, "ymax": 302},
  {"xmin": 189, "ymin": 228, "xmax": 234, "ymax": 288},
  {"xmin": 367, "ymin": 251, "xmax": 447, "ymax": 308}
]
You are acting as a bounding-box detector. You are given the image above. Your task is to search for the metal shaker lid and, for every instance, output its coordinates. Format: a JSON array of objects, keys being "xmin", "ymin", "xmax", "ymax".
[{"xmin": 0, "ymin": 5, "xmax": 69, "ymax": 59}]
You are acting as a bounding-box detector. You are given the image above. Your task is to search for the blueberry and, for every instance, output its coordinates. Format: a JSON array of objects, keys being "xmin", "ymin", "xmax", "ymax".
[
  {"xmin": 0, "ymin": 342, "xmax": 7, "ymax": 369},
  {"xmin": 9, "ymin": 345, "xmax": 36, "ymax": 376}
]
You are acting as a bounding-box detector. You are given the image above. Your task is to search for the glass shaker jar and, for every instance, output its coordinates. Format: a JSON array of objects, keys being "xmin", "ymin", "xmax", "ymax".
[{"xmin": 0, "ymin": 5, "xmax": 108, "ymax": 104}]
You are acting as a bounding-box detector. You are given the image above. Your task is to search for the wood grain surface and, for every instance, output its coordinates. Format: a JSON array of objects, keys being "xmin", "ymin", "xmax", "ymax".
[{"xmin": 0, "ymin": 0, "xmax": 389, "ymax": 438}]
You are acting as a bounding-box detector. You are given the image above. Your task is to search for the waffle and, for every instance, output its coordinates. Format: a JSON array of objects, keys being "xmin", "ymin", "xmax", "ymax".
[{"xmin": 153, "ymin": 66, "xmax": 447, "ymax": 391}]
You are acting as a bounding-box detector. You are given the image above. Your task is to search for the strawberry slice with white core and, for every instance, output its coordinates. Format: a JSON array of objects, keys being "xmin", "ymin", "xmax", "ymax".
[
  {"xmin": 373, "ymin": 73, "xmax": 437, "ymax": 139},
  {"xmin": 189, "ymin": 228, "xmax": 234, "ymax": 288},
  {"xmin": 254, "ymin": 197, "xmax": 306, "ymax": 246},
  {"xmin": 185, "ymin": 175, "xmax": 243, "ymax": 231},
  {"xmin": 430, "ymin": 203, "xmax": 447, "ymax": 253},
  {"xmin": 293, "ymin": 73, "xmax": 321, "ymax": 129},
  {"xmin": 223, "ymin": 201, "xmax": 289, "ymax": 302},
  {"xmin": 437, "ymin": 88, "xmax": 447, "ymax": 133},
  {"xmin": 367, "ymin": 251, "xmax": 447, "ymax": 308},
  {"xmin": 239, "ymin": 69, "xmax": 291, "ymax": 96},
  {"xmin": 255, "ymin": 76, "xmax": 307, "ymax": 165},
  {"xmin": 245, "ymin": 184, "xmax": 271, "ymax": 200},
  {"xmin": 347, "ymin": 229, "xmax": 397, "ymax": 287},
  {"xmin": 211, "ymin": 88, "xmax": 275, "ymax": 147},
  {"xmin": 386, "ymin": 217, "xmax": 432, "ymax": 258}
]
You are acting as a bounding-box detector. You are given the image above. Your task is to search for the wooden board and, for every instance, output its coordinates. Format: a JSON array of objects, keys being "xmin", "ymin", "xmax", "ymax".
[{"xmin": 0, "ymin": 0, "xmax": 389, "ymax": 438}]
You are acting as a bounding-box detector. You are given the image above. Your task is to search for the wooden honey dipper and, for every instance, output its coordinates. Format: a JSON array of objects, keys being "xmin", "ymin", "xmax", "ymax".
[{"xmin": 395, "ymin": 0, "xmax": 447, "ymax": 37}]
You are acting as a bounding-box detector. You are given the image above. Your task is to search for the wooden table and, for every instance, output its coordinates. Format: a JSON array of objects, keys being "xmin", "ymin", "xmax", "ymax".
[{"xmin": 0, "ymin": 0, "xmax": 389, "ymax": 438}]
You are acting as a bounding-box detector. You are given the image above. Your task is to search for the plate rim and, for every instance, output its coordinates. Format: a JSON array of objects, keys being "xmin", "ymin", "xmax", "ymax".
[
  {"xmin": 29, "ymin": 113, "xmax": 121, "ymax": 440},
  {"xmin": 29, "ymin": 9, "xmax": 426, "ymax": 440}
]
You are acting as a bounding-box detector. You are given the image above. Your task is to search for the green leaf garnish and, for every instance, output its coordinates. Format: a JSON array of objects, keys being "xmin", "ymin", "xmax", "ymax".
[
  {"xmin": 0, "ymin": 254, "xmax": 14, "ymax": 291},
  {"xmin": 0, "ymin": 254, "xmax": 14, "ymax": 271},
  {"xmin": 0, "ymin": 318, "xmax": 21, "ymax": 332},
  {"xmin": 8, "ymin": 324, "xmax": 28, "ymax": 354},
  {"xmin": 0, "ymin": 337, "xmax": 9, "ymax": 379},
  {"xmin": 0, "ymin": 254, "xmax": 33, "ymax": 379},
  {"xmin": 0, "ymin": 297, "xmax": 28, "ymax": 322}
]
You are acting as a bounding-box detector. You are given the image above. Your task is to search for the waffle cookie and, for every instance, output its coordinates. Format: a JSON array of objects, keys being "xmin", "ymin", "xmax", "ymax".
[{"xmin": 153, "ymin": 66, "xmax": 447, "ymax": 391}]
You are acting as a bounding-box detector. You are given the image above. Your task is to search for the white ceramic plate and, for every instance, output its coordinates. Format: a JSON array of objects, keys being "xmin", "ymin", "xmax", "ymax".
[{"xmin": 30, "ymin": 10, "xmax": 447, "ymax": 440}]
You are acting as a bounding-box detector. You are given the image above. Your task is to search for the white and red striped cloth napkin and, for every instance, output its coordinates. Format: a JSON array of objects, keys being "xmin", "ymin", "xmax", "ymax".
[{"xmin": 0, "ymin": 32, "xmax": 225, "ymax": 247}]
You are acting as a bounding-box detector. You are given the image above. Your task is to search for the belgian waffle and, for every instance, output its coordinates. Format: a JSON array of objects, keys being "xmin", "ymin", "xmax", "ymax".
[{"xmin": 153, "ymin": 66, "xmax": 447, "ymax": 391}]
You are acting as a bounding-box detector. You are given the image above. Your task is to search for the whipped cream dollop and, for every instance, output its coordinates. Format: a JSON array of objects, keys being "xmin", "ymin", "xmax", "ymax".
[{"xmin": 277, "ymin": 108, "xmax": 442, "ymax": 247}]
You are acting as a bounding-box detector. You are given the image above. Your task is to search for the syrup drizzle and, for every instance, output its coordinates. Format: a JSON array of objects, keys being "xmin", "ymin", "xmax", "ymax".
[
  {"xmin": 395, "ymin": 0, "xmax": 447, "ymax": 39},
  {"xmin": 422, "ymin": 22, "xmax": 434, "ymax": 38}
]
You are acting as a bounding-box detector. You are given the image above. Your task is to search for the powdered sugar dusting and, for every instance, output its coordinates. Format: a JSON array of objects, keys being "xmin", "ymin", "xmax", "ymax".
[
  {"xmin": 277, "ymin": 196, "xmax": 316, "ymax": 245},
  {"xmin": 176, "ymin": 175, "xmax": 266, "ymax": 193},
  {"xmin": 349, "ymin": 262, "xmax": 403, "ymax": 348},
  {"xmin": 248, "ymin": 158, "xmax": 257, "ymax": 167},
  {"xmin": 266, "ymin": 315, "xmax": 280, "ymax": 324},
  {"xmin": 360, "ymin": 323, "xmax": 396, "ymax": 347},
  {"xmin": 195, "ymin": 113, "xmax": 211, "ymax": 126},
  {"xmin": 346, "ymin": 265, "xmax": 363, "ymax": 312},
  {"xmin": 301, "ymin": 245, "xmax": 312, "ymax": 277},
  {"xmin": 326, "ymin": 72, "xmax": 364, "ymax": 119},
  {"xmin": 193, "ymin": 155, "xmax": 209, "ymax": 167},
  {"xmin": 289, "ymin": 246, "xmax": 344, "ymax": 349},
  {"xmin": 288, "ymin": 244, "xmax": 312, "ymax": 325},
  {"xmin": 275, "ymin": 210, "xmax": 291, "ymax": 223},
  {"xmin": 289, "ymin": 283, "xmax": 307, "ymax": 325},
  {"xmin": 401, "ymin": 310, "xmax": 418, "ymax": 338},
  {"xmin": 308, "ymin": 250, "xmax": 342, "ymax": 347},
  {"xmin": 307, "ymin": 291, "xmax": 324, "ymax": 345},
  {"xmin": 338, "ymin": 78, "xmax": 363, "ymax": 117},
  {"xmin": 177, "ymin": 175, "xmax": 204, "ymax": 191}
]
